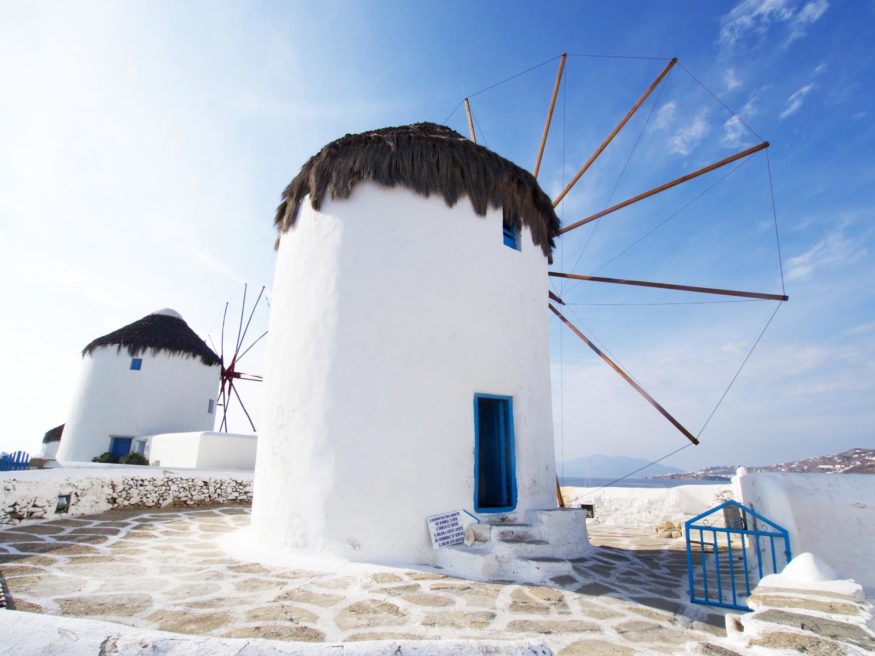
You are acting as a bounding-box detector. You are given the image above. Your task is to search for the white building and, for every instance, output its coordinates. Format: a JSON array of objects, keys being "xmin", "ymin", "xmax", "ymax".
[
  {"xmin": 252, "ymin": 123, "xmax": 588, "ymax": 577},
  {"xmin": 57, "ymin": 309, "xmax": 221, "ymax": 463}
]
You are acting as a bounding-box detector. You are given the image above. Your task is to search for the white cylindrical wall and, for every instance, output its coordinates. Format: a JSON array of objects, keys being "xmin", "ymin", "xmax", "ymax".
[
  {"xmin": 57, "ymin": 348, "xmax": 220, "ymax": 463},
  {"xmin": 252, "ymin": 182, "xmax": 556, "ymax": 565},
  {"xmin": 39, "ymin": 441, "xmax": 60, "ymax": 460}
]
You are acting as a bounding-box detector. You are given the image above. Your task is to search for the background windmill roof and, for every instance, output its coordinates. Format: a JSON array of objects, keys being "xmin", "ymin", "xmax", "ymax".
[
  {"xmin": 82, "ymin": 310, "xmax": 221, "ymax": 366},
  {"xmin": 43, "ymin": 424, "xmax": 64, "ymax": 444},
  {"xmin": 274, "ymin": 122, "xmax": 560, "ymax": 258}
]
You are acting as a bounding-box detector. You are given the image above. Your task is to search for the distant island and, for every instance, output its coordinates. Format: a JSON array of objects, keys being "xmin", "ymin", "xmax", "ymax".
[{"xmin": 651, "ymin": 447, "xmax": 875, "ymax": 481}]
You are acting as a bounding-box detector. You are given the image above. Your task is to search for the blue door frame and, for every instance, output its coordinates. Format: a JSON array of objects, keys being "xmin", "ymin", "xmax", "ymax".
[
  {"xmin": 109, "ymin": 437, "xmax": 133, "ymax": 460},
  {"xmin": 685, "ymin": 500, "xmax": 792, "ymax": 611},
  {"xmin": 473, "ymin": 393, "xmax": 517, "ymax": 513}
]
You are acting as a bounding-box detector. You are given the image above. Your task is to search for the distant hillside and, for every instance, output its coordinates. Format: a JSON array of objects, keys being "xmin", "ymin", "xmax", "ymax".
[
  {"xmin": 559, "ymin": 454, "xmax": 683, "ymax": 479},
  {"xmin": 654, "ymin": 448, "xmax": 875, "ymax": 480}
]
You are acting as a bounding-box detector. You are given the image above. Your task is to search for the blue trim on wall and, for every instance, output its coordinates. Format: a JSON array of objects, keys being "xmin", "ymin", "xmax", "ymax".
[
  {"xmin": 503, "ymin": 224, "xmax": 520, "ymax": 251},
  {"xmin": 473, "ymin": 393, "xmax": 518, "ymax": 514}
]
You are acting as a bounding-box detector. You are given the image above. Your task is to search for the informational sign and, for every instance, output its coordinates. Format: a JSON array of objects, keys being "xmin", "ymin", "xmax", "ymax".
[{"xmin": 426, "ymin": 510, "xmax": 470, "ymax": 548}]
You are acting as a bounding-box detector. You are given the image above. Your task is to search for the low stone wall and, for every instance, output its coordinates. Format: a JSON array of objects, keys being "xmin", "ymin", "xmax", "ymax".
[
  {"xmin": 0, "ymin": 468, "xmax": 252, "ymax": 525},
  {"xmin": 735, "ymin": 471, "xmax": 875, "ymax": 592}
]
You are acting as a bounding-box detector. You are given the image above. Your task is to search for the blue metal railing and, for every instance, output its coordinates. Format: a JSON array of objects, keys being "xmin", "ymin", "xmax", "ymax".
[
  {"xmin": 0, "ymin": 451, "xmax": 30, "ymax": 472},
  {"xmin": 685, "ymin": 500, "xmax": 791, "ymax": 611}
]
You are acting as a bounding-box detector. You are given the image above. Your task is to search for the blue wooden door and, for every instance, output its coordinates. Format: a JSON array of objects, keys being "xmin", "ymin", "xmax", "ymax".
[
  {"xmin": 474, "ymin": 395, "xmax": 517, "ymax": 512},
  {"xmin": 109, "ymin": 437, "xmax": 133, "ymax": 460}
]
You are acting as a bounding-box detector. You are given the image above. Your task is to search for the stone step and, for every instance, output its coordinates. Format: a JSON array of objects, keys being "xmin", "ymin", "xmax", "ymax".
[
  {"xmin": 492, "ymin": 538, "xmax": 554, "ymax": 559},
  {"xmin": 492, "ymin": 526, "xmax": 541, "ymax": 542}
]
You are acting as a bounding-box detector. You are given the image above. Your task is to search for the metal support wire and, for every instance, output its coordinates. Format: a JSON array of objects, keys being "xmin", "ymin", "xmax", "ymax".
[
  {"xmin": 560, "ymin": 299, "xmax": 783, "ymax": 505},
  {"xmin": 442, "ymin": 54, "xmax": 563, "ymax": 125}
]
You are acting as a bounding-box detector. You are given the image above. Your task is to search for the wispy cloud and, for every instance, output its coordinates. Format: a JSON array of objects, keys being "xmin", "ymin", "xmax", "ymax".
[
  {"xmin": 721, "ymin": 116, "xmax": 749, "ymax": 148},
  {"xmin": 780, "ymin": 83, "xmax": 815, "ymax": 118},
  {"xmin": 189, "ymin": 247, "xmax": 244, "ymax": 284},
  {"xmin": 785, "ymin": 229, "xmax": 867, "ymax": 282},
  {"xmin": 721, "ymin": 94, "xmax": 760, "ymax": 147},
  {"xmin": 724, "ymin": 68, "xmax": 743, "ymax": 91},
  {"xmin": 787, "ymin": 0, "xmax": 829, "ymax": 44},
  {"xmin": 669, "ymin": 109, "xmax": 710, "ymax": 155},
  {"xmin": 653, "ymin": 101, "xmax": 677, "ymax": 130},
  {"xmin": 718, "ymin": 0, "xmax": 829, "ymax": 50}
]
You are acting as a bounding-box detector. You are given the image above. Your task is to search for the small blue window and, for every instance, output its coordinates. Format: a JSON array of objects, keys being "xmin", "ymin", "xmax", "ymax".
[
  {"xmin": 503, "ymin": 217, "xmax": 520, "ymax": 251},
  {"xmin": 208, "ymin": 399, "xmax": 215, "ymax": 414},
  {"xmin": 130, "ymin": 358, "xmax": 142, "ymax": 371}
]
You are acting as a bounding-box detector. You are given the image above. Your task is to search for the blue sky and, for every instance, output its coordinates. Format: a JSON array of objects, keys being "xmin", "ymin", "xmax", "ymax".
[{"xmin": 1, "ymin": 0, "xmax": 872, "ymax": 470}]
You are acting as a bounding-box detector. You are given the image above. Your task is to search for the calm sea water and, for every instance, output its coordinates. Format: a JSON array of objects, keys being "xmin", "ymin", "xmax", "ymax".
[{"xmin": 560, "ymin": 476, "xmax": 730, "ymax": 489}]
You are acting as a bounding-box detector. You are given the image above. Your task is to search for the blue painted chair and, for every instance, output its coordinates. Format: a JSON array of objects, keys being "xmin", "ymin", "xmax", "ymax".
[{"xmin": 0, "ymin": 450, "xmax": 30, "ymax": 472}]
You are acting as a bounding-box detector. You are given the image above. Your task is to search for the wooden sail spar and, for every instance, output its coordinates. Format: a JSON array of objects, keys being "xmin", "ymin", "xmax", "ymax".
[
  {"xmin": 549, "ymin": 272, "xmax": 788, "ymax": 302},
  {"xmin": 558, "ymin": 141, "xmax": 769, "ymax": 235},
  {"xmin": 464, "ymin": 98, "xmax": 477, "ymax": 143},
  {"xmin": 534, "ymin": 53, "xmax": 567, "ymax": 179}
]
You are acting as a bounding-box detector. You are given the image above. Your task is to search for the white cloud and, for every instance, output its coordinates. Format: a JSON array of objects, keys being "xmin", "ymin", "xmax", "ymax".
[
  {"xmin": 653, "ymin": 101, "xmax": 677, "ymax": 130},
  {"xmin": 718, "ymin": 0, "xmax": 829, "ymax": 50},
  {"xmin": 668, "ymin": 109, "xmax": 710, "ymax": 155},
  {"xmin": 785, "ymin": 230, "xmax": 867, "ymax": 282},
  {"xmin": 719, "ymin": 0, "xmax": 794, "ymax": 49},
  {"xmin": 780, "ymin": 83, "xmax": 815, "ymax": 119},
  {"xmin": 724, "ymin": 68, "xmax": 743, "ymax": 91},
  {"xmin": 721, "ymin": 116, "xmax": 750, "ymax": 148},
  {"xmin": 787, "ymin": 0, "xmax": 830, "ymax": 44},
  {"xmin": 189, "ymin": 247, "xmax": 244, "ymax": 284}
]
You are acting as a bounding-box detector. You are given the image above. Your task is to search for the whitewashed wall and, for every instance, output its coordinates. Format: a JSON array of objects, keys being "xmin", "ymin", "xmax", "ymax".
[
  {"xmin": 39, "ymin": 441, "xmax": 60, "ymax": 460},
  {"xmin": 736, "ymin": 471, "xmax": 875, "ymax": 592},
  {"xmin": 57, "ymin": 348, "xmax": 220, "ymax": 463},
  {"xmin": 148, "ymin": 431, "xmax": 257, "ymax": 470},
  {"xmin": 252, "ymin": 183, "xmax": 556, "ymax": 565}
]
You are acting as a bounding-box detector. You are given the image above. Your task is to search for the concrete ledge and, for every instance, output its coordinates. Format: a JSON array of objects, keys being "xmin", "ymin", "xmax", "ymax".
[{"xmin": 0, "ymin": 610, "xmax": 552, "ymax": 655}]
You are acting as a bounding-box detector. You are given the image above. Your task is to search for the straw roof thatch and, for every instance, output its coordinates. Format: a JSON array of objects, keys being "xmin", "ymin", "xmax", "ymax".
[
  {"xmin": 274, "ymin": 122, "xmax": 560, "ymax": 258},
  {"xmin": 43, "ymin": 424, "xmax": 64, "ymax": 444},
  {"xmin": 83, "ymin": 312, "xmax": 221, "ymax": 366}
]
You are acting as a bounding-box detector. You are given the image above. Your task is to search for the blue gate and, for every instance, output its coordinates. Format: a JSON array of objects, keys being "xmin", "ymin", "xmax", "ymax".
[
  {"xmin": 685, "ymin": 500, "xmax": 791, "ymax": 611},
  {"xmin": 0, "ymin": 451, "xmax": 30, "ymax": 472}
]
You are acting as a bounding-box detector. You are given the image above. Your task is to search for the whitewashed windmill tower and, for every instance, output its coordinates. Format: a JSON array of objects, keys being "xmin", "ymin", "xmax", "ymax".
[
  {"xmin": 57, "ymin": 309, "xmax": 222, "ymax": 463},
  {"xmin": 252, "ymin": 53, "xmax": 789, "ymax": 580},
  {"xmin": 252, "ymin": 123, "xmax": 589, "ymax": 577}
]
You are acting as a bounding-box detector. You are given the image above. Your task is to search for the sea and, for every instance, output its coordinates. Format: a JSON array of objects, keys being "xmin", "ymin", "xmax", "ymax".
[{"xmin": 559, "ymin": 476, "xmax": 730, "ymax": 489}]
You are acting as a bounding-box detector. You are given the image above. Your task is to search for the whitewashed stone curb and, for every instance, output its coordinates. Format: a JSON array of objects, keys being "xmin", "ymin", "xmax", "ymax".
[{"xmin": 0, "ymin": 610, "xmax": 553, "ymax": 655}]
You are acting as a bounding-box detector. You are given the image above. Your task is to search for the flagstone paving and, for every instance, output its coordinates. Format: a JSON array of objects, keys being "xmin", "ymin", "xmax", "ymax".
[{"xmin": 0, "ymin": 507, "xmax": 729, "ymax": 654}]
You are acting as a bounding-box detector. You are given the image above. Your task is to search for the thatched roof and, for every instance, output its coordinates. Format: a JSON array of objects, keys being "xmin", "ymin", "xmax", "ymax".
[
  {"xmin": 274, "ymin": 122, "xmax": 560, "ymax": 258},
  {"xmin": 43, "ymin": 424, "xmax": 64, "ymax": 444},
  {"xmin": 82, "ymin": 309, "xmax": 221, "ymax": 366}
]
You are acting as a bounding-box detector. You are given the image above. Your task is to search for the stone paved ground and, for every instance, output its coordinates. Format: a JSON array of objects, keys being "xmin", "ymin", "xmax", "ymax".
[{"xmin": 0, "ymin": 507, "xmax": 729, "ymax": 655}]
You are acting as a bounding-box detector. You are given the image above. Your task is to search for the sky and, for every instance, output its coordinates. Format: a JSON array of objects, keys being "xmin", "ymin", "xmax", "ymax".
[{"xmin": 1, "ymin": 0, "xmax": 873, "ymax": 471}]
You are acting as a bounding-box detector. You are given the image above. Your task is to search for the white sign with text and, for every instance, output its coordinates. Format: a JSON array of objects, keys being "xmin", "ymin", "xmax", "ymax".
[{"xmin": 426, "ymin": 510, "xmax": 476, "ymax": 548}]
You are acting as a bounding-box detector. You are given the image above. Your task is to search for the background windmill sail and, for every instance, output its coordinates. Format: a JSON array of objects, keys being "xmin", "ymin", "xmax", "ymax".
[{"xmin": 213, "ymin": 283, "xmax": 267, "ymax": 433}]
